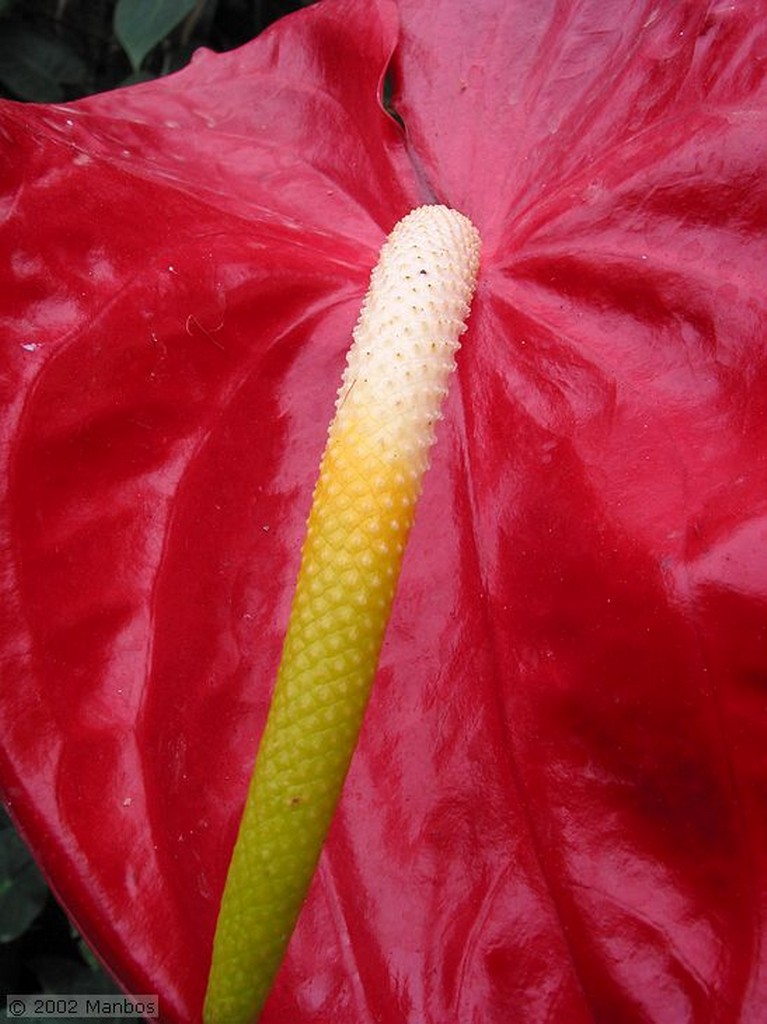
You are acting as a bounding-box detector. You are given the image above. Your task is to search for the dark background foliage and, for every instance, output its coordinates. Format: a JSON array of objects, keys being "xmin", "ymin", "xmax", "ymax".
[
  {"xmin": 0, "ymin": 0, "xmax": 312, "ymax": 102},
  {"xmin": 0, "ymin": 1, "xmax": 310, "ymax": 1012},
  {"xmin": 1, "ymin": 804, "xmax": 124, "ymax": 1017}
]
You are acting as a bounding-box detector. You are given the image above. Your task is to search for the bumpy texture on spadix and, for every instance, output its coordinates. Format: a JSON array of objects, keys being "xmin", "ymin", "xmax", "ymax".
[{"xmin": 204, "ymin": 206, "xmax": 480, "ymax": 1023}]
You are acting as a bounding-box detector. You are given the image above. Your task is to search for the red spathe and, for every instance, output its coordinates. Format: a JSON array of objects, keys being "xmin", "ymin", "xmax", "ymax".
[{"xmin": 1, "ymin": 1, "xmax": 766, "ymax": 1020}]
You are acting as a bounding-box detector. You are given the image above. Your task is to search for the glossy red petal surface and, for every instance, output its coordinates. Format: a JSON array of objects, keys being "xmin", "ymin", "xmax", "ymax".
[{"xmin": 2, "ymin": 0, "xmax": 767, "ymax": 1021}]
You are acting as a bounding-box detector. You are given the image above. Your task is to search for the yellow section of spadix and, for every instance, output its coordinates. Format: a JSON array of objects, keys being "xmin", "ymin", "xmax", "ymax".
[{"xmin": 203, "ymin": 205, "xmax": 481, "ymax": 1023}]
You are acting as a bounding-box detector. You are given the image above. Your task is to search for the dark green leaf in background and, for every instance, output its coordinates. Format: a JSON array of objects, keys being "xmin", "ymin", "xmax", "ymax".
[
  {"xmin": 0, "ymin": 24, "xmax": 89, "ymax": 102},
  {"xmin": 15, "ymin": 954, "xmax": 125, "ymax": 1024},
  {"xmin": 114, "ymin": 0, "xmax": 197, "ymax": 71},
  {"xmin": 0, "ymin": 811, "xmax": 48, "ymax": 943}
]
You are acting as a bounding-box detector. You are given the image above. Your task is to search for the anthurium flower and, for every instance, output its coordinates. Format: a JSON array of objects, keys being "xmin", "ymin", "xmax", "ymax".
[{"xmin": 2, "ymin": 0, "xmax": 766, "ymax": 1021}]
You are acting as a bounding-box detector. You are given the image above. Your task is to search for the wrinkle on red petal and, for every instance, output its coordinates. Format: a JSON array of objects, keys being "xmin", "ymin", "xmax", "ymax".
[
  {"xmin": 393, "ymin": 0, "xmax": 767, "ymax": 253},
  {"xmin": 48, "ymin": 0, "xmax": 417, "ymax": 246}
]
